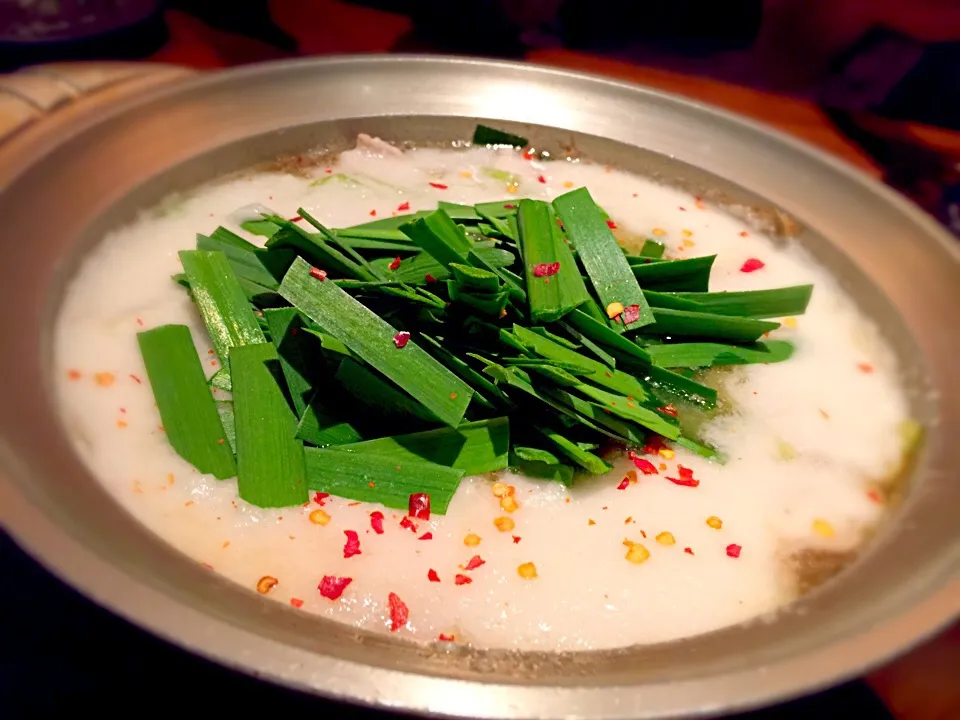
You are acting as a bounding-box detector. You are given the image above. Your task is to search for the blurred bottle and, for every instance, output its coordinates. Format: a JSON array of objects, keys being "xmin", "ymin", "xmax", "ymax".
[{"xmin": 0, "ymin": 0, "xmax": 167, "ymax": 71}]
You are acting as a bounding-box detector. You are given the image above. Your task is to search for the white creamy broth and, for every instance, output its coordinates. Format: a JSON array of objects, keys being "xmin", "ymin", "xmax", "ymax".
[{"xmin": 54, "ymin": 141, "xmax": 910, "ymax": 650}]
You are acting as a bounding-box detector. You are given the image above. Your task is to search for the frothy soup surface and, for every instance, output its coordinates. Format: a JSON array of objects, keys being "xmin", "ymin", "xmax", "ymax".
[{"xmin": 55, "ymin": 139, "xmax": 911, "ymax": 650}]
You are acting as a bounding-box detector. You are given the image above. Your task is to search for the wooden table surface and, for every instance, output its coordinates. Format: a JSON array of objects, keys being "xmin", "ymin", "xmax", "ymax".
[{"xmin": 146, "ymin": 5, "xmax": 959, "ymax": 720}]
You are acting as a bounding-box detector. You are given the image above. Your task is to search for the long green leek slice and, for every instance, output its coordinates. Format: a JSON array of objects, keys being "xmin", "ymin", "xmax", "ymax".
[
  {"xmin": 553, "ymin": 188, "xmax": 654, "ymax": 328},
  {"xmin": 630, "ymin": 255, "xmax": 715, "ymax": 292},
  {"xmin": 646, "ymin": 340, "xmax": 795, "ymax": 368},
  {"xmin": 645, "ymin": 308, "xmax": 781, "ymax": 343},
  {"xmin": 230, "ymin": 343, "xmax": 307, "ymax": 507},
  {"xmin": 279, "ymin": 257, "xmax": 473, "ymax": 427},
  {"xmin": 137, "ymin": 325, "xmax": 236, "ymax": 479},
  {"xmin": 473, "ymin": 124, "xmax": 528, "ymax": 147},
  {"xmin": 669, "ymin": 285, "xmax": 813, "ymax": 318},
  {"xmin": 304, "ymin": 449, "xmax": 465, "ymax": 514}
]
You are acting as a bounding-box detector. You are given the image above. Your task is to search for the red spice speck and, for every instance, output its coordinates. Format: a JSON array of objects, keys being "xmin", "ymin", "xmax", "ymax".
[
  {"xmin": 399, "ymin": 516, "xmax": 418, "ymax": 533},
  {"xmin": 388, "ymin": 592, "xmax": 409, "ymax": 631},
  {"xmin": 290, "ymin": 597, "xmax": 304, "ymax": 608},
  {"xmin": 740, "ymin": 258, "xmax": 765, "ymax": 273},
  {"xmin": 866, "ymin": 489, "xmax": 883, "ymax": 504},
  {"xmin": 318, "ymin": 575, "xmax": 353, "ymax": 600},
  {"xmin": 857, "ymin": 362, "xmax": 875, "ymax": 374},
  {"xmin": 454, "ymin": 574, "xmax": 472, "ymax": 586},
  {"xmin": 67, "ymin": 369, "xmax": 82, "ymax": 381},
  {"xmin": 616, "ymin": 477, "xmax": 630, "ymax": 490},
  {"xmin": 370, "ymin": 511, "xmax": 385, "ymax": 534},
  {"xmin": 739, "ymin": 230, "xmax": 750, "ymax": 237},
  {"xmin": 418, "ymin": 532, "xmax": 433, "ymax": 540},
  {"xmin": 388, "ymin": 256, "xmax": 402, "ymax": 271},
  {"xmin": 408, "ymin": 492, "xmax": 431, "ymax": 520},
  {"xmin": 369, "ymin": 209, "xmax": 377, "ymax": 217},
  {"xmin": 136, "ymin": 317, "xmax": 144, "ymax": 326},
  {"xmin": 325, "ymin": 168, "xmax": 333, "ymax": 174},
  {"xmin": 684, "ymin": 547, "xmax": 695, "ymax": 556},
  {"xmin": 309, "ymin": 267, "xmax": 328, "ymax": 281},
  {"xmin": 532, "ymin": 262, "xmax": 561, "ymax": 277},
  {"xmin": 678, "ymin": 206, "xmax": 687, "ymax": 211},
  {"xmin": 343, "ymin": 530, "xmax": 362, "ymax": 558},
  {"xmin": 314, "ymin": 492, "xmax": 330, "ymax": 505},
  {"xmin": 428, "ymin": 182, "xmax": 448, "ymax": 190},
  {"xmin": 606, "ymin": 220, "xmax": 617, "ymax": 230},
  {"xmin": 424, "ymin": 273, "xmax": 437, "ymax": 284},
  {"xmin": 627, "ymin": 451, "xmax": 658, "ymax": 475},
  {"xmin": 438, "ymin": 633, "xmax": 456, "ymax": 642},
  {"xmin": 289, "ymin": 215, "xmax": 303, "ymax": 223},
  {"xmin": 658, "ymin": 404, "xmax": 679, "ymax": 417},
  {"xmin": 537, "ymin": 175, "xmax": 547, "ymax": 184},
  {"xmin": 726, "ymin": 544, "xmax": 742, "ymax": 558},
  {"xmin": 622, "ymin": 304, "xmax": 641, "ymax": 325},
  {"xmin": 427, "ymin": 569, "xmax": 441, "ymax": 582},
  {"xmin": 393, "ymin": 331, "xmax": 411, "ymax": 349},
  {"xmin": 129, "ymin": 374, "xmax": 142, "ymax": 384},
  {"xmin": 667, "ymin": 465, "xmax": 700, "ymax": 488},
  {"xmin": 642, "ymin": 435, "xmax": 666, "ymax": 455},
  {"xmin": 512, "ymin": 535, "xmax": 521, "ymax": 544},
  {"xmin": 503, "ymin": 203, "xmax": 516, "ymax": 209},
  {"xmin": 464, "ymin": 555, "xmax": 485, "ymax": 571},
  {"xmin": 521, "ymin": 149, "xmax": 535, "ymax": 161},
  {"xmin": 397, "ymin": 201, "xmax": 410, "ymax": 212}
]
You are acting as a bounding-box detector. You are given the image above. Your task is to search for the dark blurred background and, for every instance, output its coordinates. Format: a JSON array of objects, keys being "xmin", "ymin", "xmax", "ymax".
[{"xmin": 2, "ymin": 2, "xmax": 958, "ymax": 718}]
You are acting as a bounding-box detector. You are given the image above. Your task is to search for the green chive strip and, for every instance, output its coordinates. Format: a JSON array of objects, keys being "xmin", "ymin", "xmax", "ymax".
[
  {"xmin": 296, "ymin": 390, "xmax": 364, "ymax": 448},
  {"xmin": 518, "ymin": 199, "xmax": 590, "ymax": 322},
  {"xmin": 646, "ymin": 340, "xmax": 795, "ymax": 368},
  {"xmin": 473, "ymin": 124, "xmax": 529, "ymax": 148},
  {"xmin": 137, "ymin": 325, "xmax": 236, "ymax": 479},
  {"xmin": 178, "ymin": 250, "xmax": 267, "ymax": 371},
  {"xmin": 304, "ymin": 449, "xmax": 465, "ymax": 514},
  {"xmin": 669, "ymin": 285, "xmax": 813, "ymax": 319},
  {"xmin": 644, "ymin": 308, "xmax": 781, "ymax": 343},
  {"xmin": 553, "ymin": 187, "xmax": 654, "ymax": 328},
  {"xmin": 279, "ymin": 257, "xmax": 473, "ymax": 427},
  {"xmin": 230, "ymin": 343, "xmax": 307, "ymax": 507},
  {"xmin": 629, "ymin": 255, "xmax": 716, "ymax": 292}
]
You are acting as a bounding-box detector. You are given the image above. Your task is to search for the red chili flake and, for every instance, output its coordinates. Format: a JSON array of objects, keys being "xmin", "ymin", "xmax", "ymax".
[
  {"xmin": 684, "ymin": 547, "xmax": 694, "ymax": 556},
  {"xmin": 512, "ymin": 535, "xmax": 521, "ymax": 544},
  {"xmin": 605, "ymin": 219, "xmax": 618, "ymax": 230},
  {"xmin": 503, "ymin": 203, "xmax": 516, "ymax": 209},
  {"xmin": 739, "ymin": 230, "xmax": 750, "ymax": 237},
  {"xmin": 309, "ymin": 267, "xmax": 328, "ymax": 281},
  {"xmin": 136, "ymin": 317, "xmax": 144, "ymax": 326},
  {"xmin": 424, "ymin": 273, "xmax": 437, "ymax": 284},
  {"xmin": 393, "ymin": 331, "xmax": 411, "ymax": 349},
  {"xmin": 438, "ymin": 633, "xmax": 456, "ymax": 642},
  {"xmin": 399, "ymin": 516, "xmax": 418, "ymax": 533},
  {"xmin": 857, "ymin": 362, "xmax": 875, "ymax": 374},
  {"xmin": 532, "ymin": 262, "xmax": 561, "ymax": 277},
  {"xmin": 370, "ymin": 511, "xmax": 385, "ymax": 534},
  {"xmin": 427, "ymin": 569, "xmax": 441, "ymax": 582},
  {"xmin": 726, "ymin": 544, "xmax": 742, "ymax": 558},
  {"xmin": 314, "ymin": 492, "xmax": 330, "ymax": 505},
  {"xmin": 678, "ymin": 206, "xmax": 687, "ymax": 211},
  {"xmin": 464, "ymin": 554, "xmax": 485, "ymax": 571},
  {"xmin": 325, "ymin": 168, "xmax": 333, "ymax": 174},
  {"xmin": 318, "ymin": 575, "xmax": 353, "ymax": 600},
  {"xmin": 556, "ymin": 218, "xmax": 563, "ymax": 229},
  {"xmin": 537, "ymin": 175, "xmax": 547, "ymax": 184},
  {"xmin": 740, "ymin": 258, "xmax": 765, "ymax": 273},
  {"xmin": 866, "ymin": 488, "xmax": 882, "ymax": 504},
  {"xmin": 521, "ymin": 149, "xmax": 535, "ymax": 160},
  {"xmin": 129, "ymin": 374, "xmax": 142, "ymax": 384},
  {"xmin": 627, "ymin": 451, "xmax": 659, "ymax": 475},
  {"xmin": 289, "ymin": 215, "xmax": 303, "ymax": 223},
  {"xmin": 642, "ymin": 435, "xmax": 666, "ymax": 455},
  {"xmin": 368, "ymin": 209, "xmax": 377, "ymax": 217},
  {"xmin": 290, "ymin": 597, "xmax": 304, "ymax": 608},
  {"xmin": 667, "ymin": 465, "xmax": 700, "ymax": 487},
  {"xmin": 397, "ymin": 201, "xmax": 411, "ymax": 212},
  {"xmin": 454, "ymin": 574, "xmax": 472, "ymax": 586},
  {"xmin": 387, "ymin": 592, "xmax": 409, "ymax": 631},
  {"xmin": 343, "ymin": 530, "xmax": 362, "ymax": 558},
  {"xmin": 388, "ymin": 256, "xmax": 402, "ymax": 271},
  {"xmin": 418, "ymin": 532, "xmax": 433, "ymax": 540},
  {"xmin": 429, "ymin": 182, "xmax": 448, "ymax": 190},
  {"xmin": 622, "ymin": 304, "xmax": 641, "ymax": 325},
  {"xmin": 658, "ymin": 404, "xmax": 679, "ymax": 417},
  {"xmin": 66, "ymin": 369, "xmax": 82, "ymax": 381},
  {"xmin": 616, "ymin": 477, "xmax": 630, "ymax": 490},
  {"xmin": 408, "ymin": 492, "xmax": 431, "ymax": 520}
]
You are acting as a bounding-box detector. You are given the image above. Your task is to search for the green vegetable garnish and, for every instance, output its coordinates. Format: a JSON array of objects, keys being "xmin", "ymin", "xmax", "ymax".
[
  {"xmin": 230, "ymin": 343, "xmax": 307, "ymax": 507},
  {"xmin": 646, "ymin": 340, "xmax": 795, "ymax": 368},
  {"xmin": 472, "ymin": 124, "xmax": 529, "ymax": 148},
  {"xmin": 137, "ymin": 325, "xmax": 236, "ymax": 479}
]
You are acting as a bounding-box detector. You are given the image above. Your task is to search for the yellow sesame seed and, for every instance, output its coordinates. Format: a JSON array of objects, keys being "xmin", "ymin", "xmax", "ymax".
[
  {"xmin": 464, "ymin": 533, "xmax": 482, "ymax": 547},
  {"xmin": 706, "ymin": 516, "xmax": 723, "ymax": 530},
  {"xmin": 658, "ymin": 448, "xmax": 675, "ymax": 460},
  {"xmin": 783, "ymin": 317, "xmax": 797, "ymax": 328},
  {"xmin": 652, "ymin": 228, "xmax": 666, "ymax": 237},
  {"xmin": 256, "ymin": 576, "xmax": 279, "ymax": 594},
  {"xmin": 491, "ymin": 482, "xmax": 514, "ymax": 498},
  {"xmin": 605, "ymin": 302, "xmax": 624, "ymax": 319},
  {"xmin": 563, "ymin": 180, "xmax": 574, "ymax": 188},
  {"xmin": 655, "ymin": 531, "xmax": 676, "ymax": 546},
  {"xmin": 625, "ymin": 542, "xmax": 651, "ymax": 564},
  {"xmin": 681, "ymin": 229, "xmax": 693, "ymax": 237},
  {"xmin": 500, "ymin": 495, "xmax": 520, "ymax": 513},
  {"xmin": 517, "ymin": 562, "xmax": 538, "ymax": 579},
  {"xmin": 682, "ymin": 238, "xmax": 696, "ymax": 248},
  {"xmin": 309, "ymin": 509, "xmax": 331, "ymax": 526},
  {"xmin": 505, "ymin": 184, "xmax": 519, "ymax": 194},
  {"xmin": 812, "ymin": 519, "xmax": 835, "ymax": 538},
  {"xmin": 459, "ymin": 170, "xmax": 473, "ymax": 179},
  {"xmin": 493, "ymin": 516, "xmax": 515, "ymax": 532}
]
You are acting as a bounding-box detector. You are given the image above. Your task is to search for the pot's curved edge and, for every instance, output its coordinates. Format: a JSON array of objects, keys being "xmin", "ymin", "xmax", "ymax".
[{"xmin": 1, "ymin": 55, "xmax": 958, "ymax": 720}]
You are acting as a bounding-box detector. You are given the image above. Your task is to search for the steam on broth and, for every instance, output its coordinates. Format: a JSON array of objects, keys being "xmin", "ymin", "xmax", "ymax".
[{"xmin": 54, "ymin": 130, "xmax": 915, "ymax": 650}]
